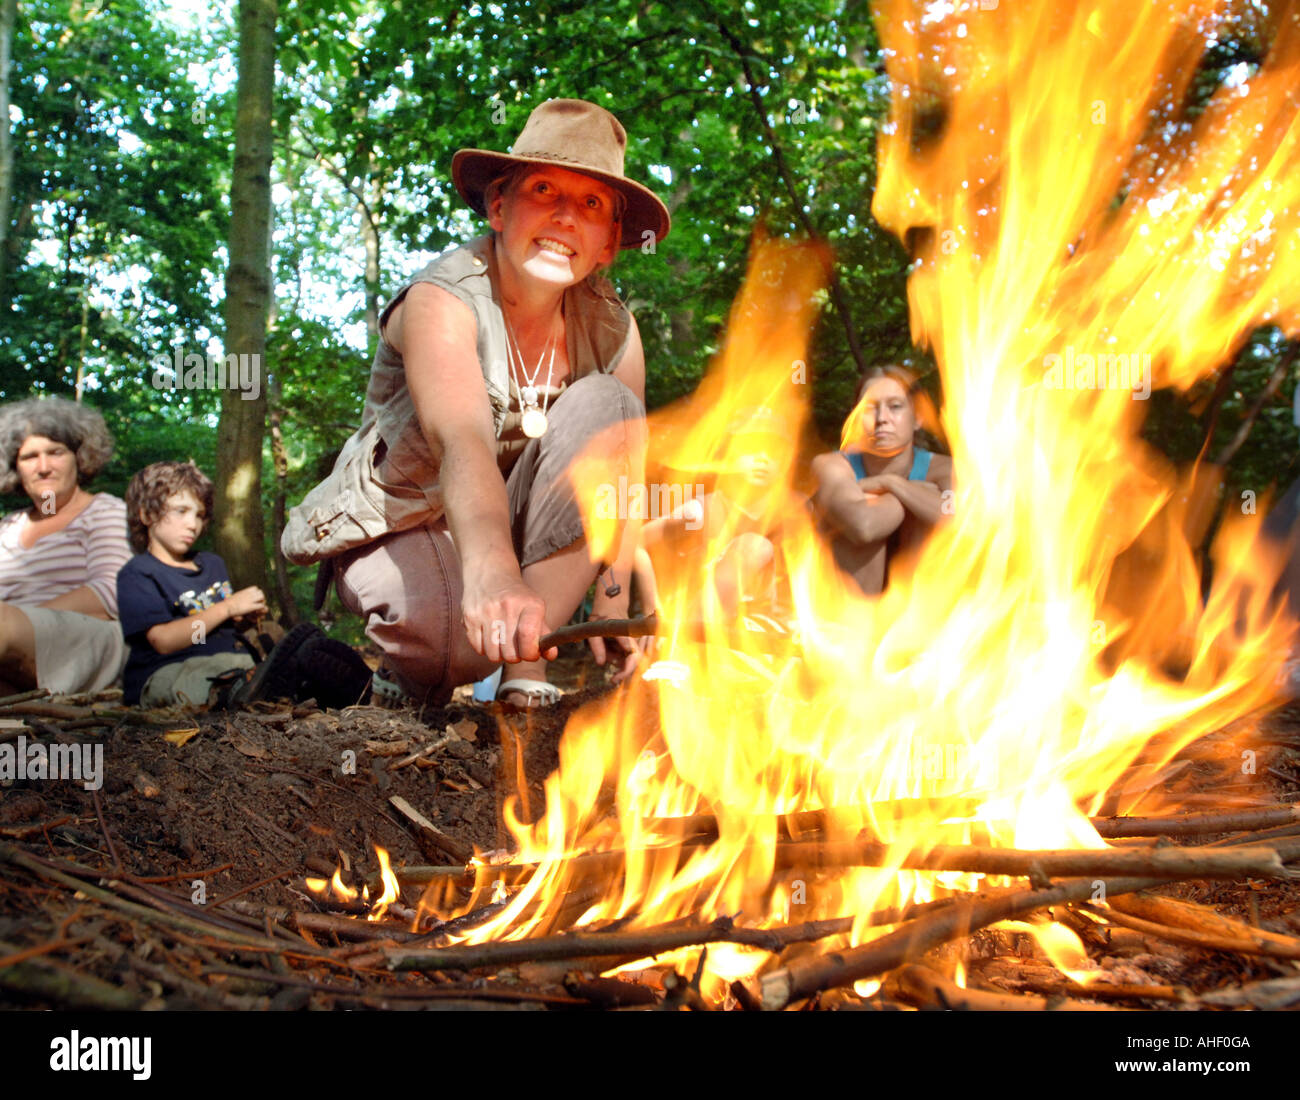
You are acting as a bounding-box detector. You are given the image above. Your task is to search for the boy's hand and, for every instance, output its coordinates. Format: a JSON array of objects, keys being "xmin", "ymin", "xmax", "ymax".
[{"xmin": 226, "ymin": 586, "xmax": 267, "ymax": 619}]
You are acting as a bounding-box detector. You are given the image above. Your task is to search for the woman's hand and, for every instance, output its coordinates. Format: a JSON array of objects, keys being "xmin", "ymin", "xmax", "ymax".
[{"xmin": 462, "ymin": 572, "xmax": 558, "ymax": 664}]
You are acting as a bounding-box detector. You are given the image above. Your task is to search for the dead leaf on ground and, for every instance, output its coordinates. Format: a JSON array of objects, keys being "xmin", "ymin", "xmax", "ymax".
[{"xmin": 229, "ymin": 734, "xmax": 269, "ymax": 760}]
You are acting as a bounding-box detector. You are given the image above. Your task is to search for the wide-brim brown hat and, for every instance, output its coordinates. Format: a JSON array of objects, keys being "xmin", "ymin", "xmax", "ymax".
[{"xmin": 452, "ymin": 99, "xmax": 671, "ymax": 251}]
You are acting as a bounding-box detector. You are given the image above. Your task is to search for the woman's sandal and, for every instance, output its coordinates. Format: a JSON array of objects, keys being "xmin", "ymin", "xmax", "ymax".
[{"xmin": 496, "ymin": 678, "xmax": 562, "ymax": 708}]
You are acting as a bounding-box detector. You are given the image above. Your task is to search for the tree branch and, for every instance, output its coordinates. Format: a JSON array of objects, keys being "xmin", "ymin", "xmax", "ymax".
[{"xmin": 717, "ymin": 20, "xmax": 867, "ymax": 375}]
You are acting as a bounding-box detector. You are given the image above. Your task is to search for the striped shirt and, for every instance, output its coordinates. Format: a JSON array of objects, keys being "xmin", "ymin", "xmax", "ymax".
[{"xmin": 0, "ymin": 493, "xmax": 132, "ymax": 617}]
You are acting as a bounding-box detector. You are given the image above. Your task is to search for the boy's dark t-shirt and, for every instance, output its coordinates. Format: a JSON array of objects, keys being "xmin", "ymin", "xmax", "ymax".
[{"xmin": 117, "ymin": 552, "xmax": 240, "ymax": 704}]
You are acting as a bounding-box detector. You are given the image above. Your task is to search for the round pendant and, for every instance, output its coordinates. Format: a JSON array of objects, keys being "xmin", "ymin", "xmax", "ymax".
[
  {"xmin": 521, "ymin": 385, "xmax": 538, "ymax": 407},
  {"xmin": 521, "ymin": 407, "xmax": 549, "ymax": 438}
]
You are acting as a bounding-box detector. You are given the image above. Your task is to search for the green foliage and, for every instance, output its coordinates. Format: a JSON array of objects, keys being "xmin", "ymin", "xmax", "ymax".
[{"xmin": 6, "ymin": 0, "xmax": 1298, "ymax": 625}]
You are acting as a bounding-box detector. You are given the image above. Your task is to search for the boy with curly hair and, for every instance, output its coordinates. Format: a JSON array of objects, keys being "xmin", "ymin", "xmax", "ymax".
[
  {"xmin": 116, "ymin": 461, "xmax": 266, "ymax": 706},
  {"xmin": 117, "ymin": 461, "xmax": 374, "ymax": 709}
]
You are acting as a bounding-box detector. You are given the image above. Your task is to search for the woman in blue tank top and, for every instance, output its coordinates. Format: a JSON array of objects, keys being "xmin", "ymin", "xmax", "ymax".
[{"xmin": 812, "ymin": 365, "xmax": 953, "ymax": 594}]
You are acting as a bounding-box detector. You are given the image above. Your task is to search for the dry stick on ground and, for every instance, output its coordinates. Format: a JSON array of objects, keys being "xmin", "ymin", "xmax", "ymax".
[
  {"xmin": 389, "ymin": 796, "xmax": 474, "ymax": 863},
  {"xmin": 889, "ymin": 964, "xmax": 1127, "ymax": 1012},
  {"xmin": 1094, "ymin": 803, "xmax": 1300, "ymax": 838},
  {"xmin": 132, "ymin": 862, "xmax": 235, "ymax": 885},
  {"xmin": 979, "ymin": 972, "xmax": 1189, "ymax": 1004},
  {"xmin": 1082, "ymin": 902, "xmax": 1300, "ymax": 961},
  {"xmin": 0, "ymin": 845, "xmax": 291, "ymax": 952},
  {"xmin": 1103, "ymin": 893, "xmax": 1300, "ymax": 958},
  {"xmin": 758, "ymin": 874, "xmax": 1170, "ymax": 1010},
  {"xmin": 0, "ymin": 687, "xmax": 50, "ymax": 707},
  {"xmin": 207, "ymin": 865, "xmax": 294, "ymax": 909},
  {"xmin": 89, "ymin": 787, "xmax": 122, "ymax": 875}
]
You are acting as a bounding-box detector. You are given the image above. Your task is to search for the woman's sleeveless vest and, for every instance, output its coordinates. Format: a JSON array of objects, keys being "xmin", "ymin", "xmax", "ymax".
[{"xmin": 281, "ymin": 236, "xmax": 631, "ymax": 564}]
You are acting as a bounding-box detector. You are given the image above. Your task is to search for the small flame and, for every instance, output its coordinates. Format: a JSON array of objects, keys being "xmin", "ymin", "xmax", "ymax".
[
  {"xmin": 368, "ymin": 846, "xmax": 401, "ymax": 922},
  {"xmin": 330, "ymin": 868, "xmax": 358, "ymax": 903}
]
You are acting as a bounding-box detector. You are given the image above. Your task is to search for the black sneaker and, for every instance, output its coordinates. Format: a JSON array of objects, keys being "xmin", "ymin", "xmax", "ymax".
[
  {"xmin": 232, "ymin": 622, "xmax": 326, "ymax": 705},
  {"xmin": 296, "ymin": 637, "xmax": 373, "ymax": 709}
]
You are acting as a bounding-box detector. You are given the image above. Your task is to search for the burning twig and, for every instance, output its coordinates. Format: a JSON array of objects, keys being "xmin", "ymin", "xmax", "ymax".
[
  {"xmin": 772, "ymin": 839, "xmax": 1300, "ymax": 880},
  {"xmin": 383, "ymin": 913, "xmax": 864, "ymax": 974},
  {"xmin": 757, "ymin": 874, "xmax": 1172, "ymax": 1010}
]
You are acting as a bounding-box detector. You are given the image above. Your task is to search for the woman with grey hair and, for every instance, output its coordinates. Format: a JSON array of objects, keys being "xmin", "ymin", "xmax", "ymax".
[{"xmin": 0, "ymin": 396, "xmax": 132, "ymax": 695}]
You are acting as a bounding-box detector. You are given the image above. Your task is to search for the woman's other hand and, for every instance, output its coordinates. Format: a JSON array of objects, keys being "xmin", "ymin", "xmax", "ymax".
[{"xmin": 586, "ymin": 580, "xmax": 643, "ymax": 680}]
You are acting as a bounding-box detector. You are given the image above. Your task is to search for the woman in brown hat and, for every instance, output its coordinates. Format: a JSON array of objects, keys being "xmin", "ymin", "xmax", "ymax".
[{"xmin": 282, "ymin": 99, "xmax": 670, "ymax": 706}]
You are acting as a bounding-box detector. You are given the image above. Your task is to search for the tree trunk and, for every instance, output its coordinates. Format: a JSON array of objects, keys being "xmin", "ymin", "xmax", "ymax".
[
  {"xmin": 268, "ymin": 371, "xmax": 299, "ymax": 624},
  {"xmin": 216, "ymin": 0, "xmax": 276, "ymax": 594},
  {"xmin": 0, "ymin": 0, "xmax": 15, "ymax": 301},
  {"xmin": 361, "ymin": 190, "xmax": 380, "ymax": 346}
]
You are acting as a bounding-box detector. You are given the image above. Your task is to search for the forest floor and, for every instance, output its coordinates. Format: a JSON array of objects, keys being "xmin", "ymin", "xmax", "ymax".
[{"xmin": 2, "ymin": 643, "xmax": 1300, "ymax": 1010}]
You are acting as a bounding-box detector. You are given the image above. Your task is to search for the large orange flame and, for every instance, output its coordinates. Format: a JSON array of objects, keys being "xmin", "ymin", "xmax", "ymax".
[{"xmin": 429, "ymin": 0, "xmax": 1300, "ymax": 995}]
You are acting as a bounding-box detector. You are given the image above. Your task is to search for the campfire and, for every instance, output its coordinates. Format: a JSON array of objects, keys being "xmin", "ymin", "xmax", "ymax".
[
  {"xmin": 401, "ymin": 0, "xmax": 1300, "ymax": 1005},
  {"xmin": 5, "ymin": 0, "xmax": 1300, "ymax": 1017}
]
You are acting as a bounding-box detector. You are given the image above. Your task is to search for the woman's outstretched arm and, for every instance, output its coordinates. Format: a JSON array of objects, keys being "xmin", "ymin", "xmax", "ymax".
[{"xmin": 390, "ymin": 282, "xmax": 557, "ymax": 666}]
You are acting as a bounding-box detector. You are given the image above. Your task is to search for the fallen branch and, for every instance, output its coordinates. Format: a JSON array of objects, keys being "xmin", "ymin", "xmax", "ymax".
[
  {"xmin": 1100, "ymin": 893, "xmax": 1300, "ymax": 960},
  {"xmin": 0, "ymin": 688, "xmax": 50, "ymax": 707},
  {"xmin": 389, "ymin": 796, "xmax": 473, "ymax": 863},
  {"xmin": 0, "ymin": 941, "xmax": 145, "ymax": 1009},
  {"xmin": 1094, "ymin": 803, "xmax": 1300, "ymax": 839},
  {"xmin": 1083, "ymin": 903, "xmax": 1300, "ymax": 960},
  {"xmin": 0, "ymin": 845, "xmax": 288, "ymax": 952},
  {"xmin": 889, "ymin": 964, "xmax": 1126, "ymax": 1012}
]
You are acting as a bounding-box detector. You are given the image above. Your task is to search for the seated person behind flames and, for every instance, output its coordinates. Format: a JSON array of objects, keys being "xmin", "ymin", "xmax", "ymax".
[
  {"xmin": 637, "ymin": 408, "xmax": 807, "ymax": 620},
  {"xmin": 812, "ymin": 365, "xmax": 952, "ymax": 595}
]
